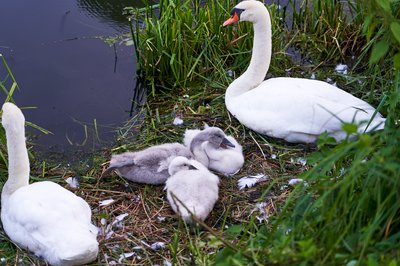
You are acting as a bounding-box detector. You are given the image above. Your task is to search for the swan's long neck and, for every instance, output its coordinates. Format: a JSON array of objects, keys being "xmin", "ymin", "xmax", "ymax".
[
  {"xmin": 226, "ymin": 9, "xmax": 272, "ymax": 100},
  {"xmin": 2, "ymin": 123, "xmax": 30, "ymax": 204}
]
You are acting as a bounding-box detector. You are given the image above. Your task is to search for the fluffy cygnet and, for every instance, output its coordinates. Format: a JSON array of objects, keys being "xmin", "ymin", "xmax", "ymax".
[
  {"xmin": 165, "ymin": 156, "xmax": 219, "ymax": 223},
  {"xmin": 103, "ymin": 143, "xmax": 193, "ymax": 184},
  {"xmin": 1, "ymin": 102, "xmax": 98, "ymax": 266},
  {"xmin": 184, "ymin": 127, "xmax": 244, "ymax": 175}
]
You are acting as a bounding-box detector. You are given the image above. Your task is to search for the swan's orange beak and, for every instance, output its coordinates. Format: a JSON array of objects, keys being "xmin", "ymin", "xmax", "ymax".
[{"xmin": 223, "ymin": 12, "xmax": 240, "ymax": 26}]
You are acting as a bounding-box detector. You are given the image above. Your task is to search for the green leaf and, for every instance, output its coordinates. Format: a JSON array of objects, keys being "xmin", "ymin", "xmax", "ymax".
[
  {"xmin": 369, "ymin": 40, "xmax": 389, "ymax": 65},
  {"xmin": 390, "ymin": 22, "xmax": 400, "ymax": 44},
  {"xmin": 376, "ymin": 0, "xmax": 391, "ymax": 13},
  {"xmin": 342, "ymin": 123, "xmax": 358, "ymax": 135},
  {"xmin": 393, "ymin": 53, "xmax": 400, "ymax": 69},
  {"xmin": 358, "ymin": 135, "xmax": 373, "ymax": 148},
  {"xmin": 225, "ymin": 224, "xmax": 244, "ymax": 238},
  {"xmin": 367, "ymin": 254, "xmax": 379, "ymax": 266}
]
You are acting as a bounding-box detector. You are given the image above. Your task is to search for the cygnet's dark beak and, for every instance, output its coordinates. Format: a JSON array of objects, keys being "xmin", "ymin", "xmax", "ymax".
[
  {"xmin": 189, "ymin": 165, "xmax": 198, "ymax": 170},
  {"xmin": 221, "ymin": 137, "xmax": 235, "ymax": 148}
]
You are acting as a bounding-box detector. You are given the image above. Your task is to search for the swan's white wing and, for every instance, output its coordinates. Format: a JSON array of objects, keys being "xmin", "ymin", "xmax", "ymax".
[
  {"xmin": 2, "ymin": 181, "xmax": 97, "ymax": 264},
  {"xmin": 228, "ymin": 77, "xmax": 384, "ymax": 142}
]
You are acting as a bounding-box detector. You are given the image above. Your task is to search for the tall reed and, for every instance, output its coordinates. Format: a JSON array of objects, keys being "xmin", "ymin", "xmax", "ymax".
[{"xmin": 126, "ymin": 0, "xmax": 292, "ymax": 94}]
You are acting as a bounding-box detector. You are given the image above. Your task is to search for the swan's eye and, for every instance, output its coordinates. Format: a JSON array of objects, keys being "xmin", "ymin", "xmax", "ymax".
[{"xmin": 230, "ymin": 8, "xmax": 245, "ymax": 18}]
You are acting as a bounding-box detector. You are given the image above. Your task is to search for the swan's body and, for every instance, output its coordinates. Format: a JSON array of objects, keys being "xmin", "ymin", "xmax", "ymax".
[
  {"xmin": 1, "ymin": 102, "xmax": 98, "ymax": 266},
  {"xmin": 103, "ymin": 143, "xmax": 193, "ymax": 185},
  {"xmin": 224, "ymin": 0, "xmax": 385, "ymax": 143},
  {"xmin": 165, "ymin": 156, "xmax": 219, "ymax": 223},
  {"xmin": 184, "ymin": 127, "xmax": 244, "ymax": 175}
]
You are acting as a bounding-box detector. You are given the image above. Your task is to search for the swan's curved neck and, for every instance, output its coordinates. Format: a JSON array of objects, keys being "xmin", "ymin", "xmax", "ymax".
[
  {"xmin": 226, "ymin": 9, "xmax": 272, "ymax": 100},
  {"xmin": 2, "ymin": 123, "xmax": 30, "ymax": 204}
]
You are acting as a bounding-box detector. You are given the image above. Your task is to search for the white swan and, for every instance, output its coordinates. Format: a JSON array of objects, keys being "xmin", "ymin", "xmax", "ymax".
[
  {"xmin": 103, "ymin": 143, "xmax": 193, "ymax": 184},
  {"xmin": 184, "ymin": 126, "xmax": 244, "ymax": 175},
  {"xmin": 223, "ymin": 0, "xmax": 385, "ymax": 144},
  {"xmin": 1, "ymin": 102, "xmax": 98, "ymax": 266},
  {"xmin": 165, "ymin": 156, "xmax": 219, "ymax": 223}
]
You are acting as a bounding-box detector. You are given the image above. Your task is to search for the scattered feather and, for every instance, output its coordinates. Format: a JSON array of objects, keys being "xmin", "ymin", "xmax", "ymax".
[
  {"xmin": 335, "ymin": 64, "xmax": 348, "ymax": 74},
  {"xmin": 237, "ymin": 174, "xmax": 268, "ymax": 190},
  {"xmin": 310, "ymin": 73, "xmax": 316, "ymax": 79},
  {"xmin": 173, "ymin": 117, "xmax": 184, "ymax": 126},
  {"xmin": 132, "ymin": 194, "xmax": 141, "ymax": 202},
  {"xmin": 140, "ymin": 240, "xmax": 151, "ymax": 248},
  {"xmin": 280, "ymin": 185, "xmax": 288, "ymax": 190},
  {"xmin": 114, "ymin": 213, "xmax": 129, "ymax": 223},
  {"xmin": 288, "ymin": 178, "xmax": 308, "ymax": 187},
  {"xmin": 118, "ymin": 252, "xmax": 135, "ymax": 264},
  {"xmin": 227, "ymin": 69, "xmax": 233, "ymax": 77},
  {"xmin": 252, "ymin": 202, "xmax": 270, "ymax": 223},
  {"xmin": 156, "ymin": 216, "xmax": 166, "ymax": 222},
  {"xmin": 65, "ymin": 176, "xmax": 79, "ymax": 188},
  {"xmin": 164, "ymin": 260, "xmax": 172, "ymax": 266},
  {"xmin": 339, "ymin": 167, "xmax": 346, "ymax": 177},
  {"xmin": 293, "ymin": 157, "xmax": 307, "ymax": 166},
  {"xmin": 271, "ymin": 154, "xmax": 277, "ymax": 159},
  {"xmin": 101, "ymin": 213, "xmax": 129, "ymax": 239},
  {"xmin": 151, "ymin": 242, "xmax": 166, "ymax": 251},
  {"xmin": 99, "ymin": 198, "xmax": 115, "ymax": 207}
]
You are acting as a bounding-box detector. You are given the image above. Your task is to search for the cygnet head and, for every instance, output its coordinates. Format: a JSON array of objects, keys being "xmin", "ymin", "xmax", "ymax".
[
  {"xmin": 191, "ymin": 127, "xmax": 235, "ymax": 151},
  {"xmin": 2, "ymin": 102, "xmax": 25, "ymax": 132},
  {"xmin": 168, "ymin": 156, "xmax": 198, "ymax": 176},
  {"xmin": 223, "ymin": 0, "xmax": 268, "ymax": 26}
]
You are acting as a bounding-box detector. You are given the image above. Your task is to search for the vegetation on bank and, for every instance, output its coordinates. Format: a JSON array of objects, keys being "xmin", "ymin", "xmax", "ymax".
[
  {"xmin": 125, "ymin": 0, "xmax": 400, "ymax": 264},
  {"xmin": 0, "ymin": 0, "xmax": 399, "ymax": 265}
]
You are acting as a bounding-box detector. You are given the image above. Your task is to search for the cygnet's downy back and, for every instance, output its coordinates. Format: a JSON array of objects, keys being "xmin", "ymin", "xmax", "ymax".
[
  {"xmin": 185, "ymin": 127, "xmax": 244, "ymax": 175},
  {"xmin": 165, "ymin": 156, "xmax": 219, "ymax": 224},
  {"xmin": 103, "ymin": 143, "xmax": 193, "ymax": 185}
]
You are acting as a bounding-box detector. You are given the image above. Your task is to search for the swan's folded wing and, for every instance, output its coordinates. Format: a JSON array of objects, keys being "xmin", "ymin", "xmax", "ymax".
[{"xmin": 8, "ymin": 182, "xmax": 92, "ymax": 226}]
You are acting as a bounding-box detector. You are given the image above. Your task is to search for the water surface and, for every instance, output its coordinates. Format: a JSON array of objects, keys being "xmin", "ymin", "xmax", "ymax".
[{"xmin": 0, "ymin": 0, "xmax": 141, "ymax": 156}]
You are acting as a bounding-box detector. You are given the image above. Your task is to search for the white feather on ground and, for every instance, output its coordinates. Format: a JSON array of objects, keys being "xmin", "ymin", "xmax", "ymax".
[{"xmin": 237, "ymin": 174, "xmax": 269, "ymax": 190}]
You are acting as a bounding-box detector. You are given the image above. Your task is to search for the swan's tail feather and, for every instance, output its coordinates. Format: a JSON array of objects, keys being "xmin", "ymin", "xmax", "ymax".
[{"xmin": 60, "ymin": 242, "xmax": 98, "ymax": 265}]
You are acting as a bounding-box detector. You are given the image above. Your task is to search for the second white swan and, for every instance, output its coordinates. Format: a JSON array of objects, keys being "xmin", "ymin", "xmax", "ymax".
[{"xmin": 223, "ymin": 0, "xmax": 385, "ymax": 144}]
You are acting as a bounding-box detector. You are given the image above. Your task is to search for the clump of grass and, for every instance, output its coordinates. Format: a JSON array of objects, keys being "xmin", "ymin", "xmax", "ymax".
[
  {"xmin": 126, "ymin": 0, "xmax": 291, "ymax": 94},
  {"xmin": 286, "ymin": 0, "xmax": 365, "ymax": 62},
  {"xmin": 128, "ymin": 0, "xmax": 378, "ymax": 95}
]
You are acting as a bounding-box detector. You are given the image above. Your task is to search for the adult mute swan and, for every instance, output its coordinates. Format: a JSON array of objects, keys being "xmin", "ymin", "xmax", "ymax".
[
  {"xmin": 165, "ymin": 156, "xmax": 219, "ymax": 223},
  {"xmin": 103, "ymin": 143, "xmax": 193, "ymax": 184},
  {"xmin": 223, "ymin": 0, "xmax": 385, "ymax": 143},
  {"xmin": 183, "ymin": 126, "xmax": 244, "ymax": 175},
  {"xmin": 1, "ymin": 102, "xmax": 98, "ymax": 266}
]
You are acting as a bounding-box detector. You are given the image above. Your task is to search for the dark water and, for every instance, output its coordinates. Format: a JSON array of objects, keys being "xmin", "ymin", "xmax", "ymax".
[{"xmin": 0, "ymin": 0, "xmax": 142, "ymax": 156}]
